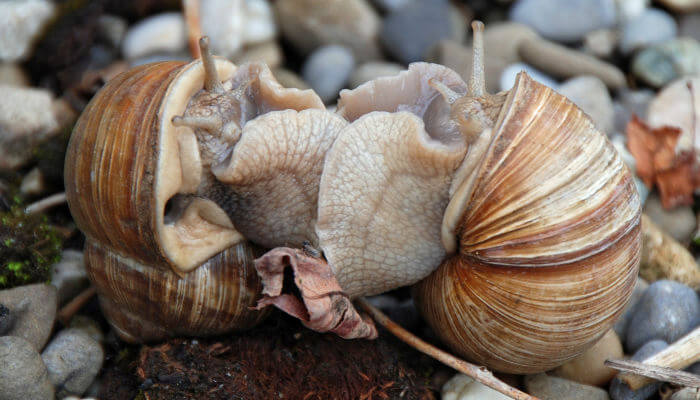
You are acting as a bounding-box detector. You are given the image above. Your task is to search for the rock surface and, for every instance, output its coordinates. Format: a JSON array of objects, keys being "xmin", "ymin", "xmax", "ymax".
[
  {"xmin": 632, "ymin": 38, "xmax": 700, "ymax": 87},
  {"xmin": 643, "ymin": 194, "xmax": 696, "ymax": 243},
  {"xmin": 552, "ymin": 329, "xmax": 624, "ymax": 386},
  {"xmin": 524, "ymin": 373, "xmax": 610, "ymax": 400},
  {"xmin": 42, "ymin": 329, "xmax": 105, "ymax": 398},
  {"xmin": 500, "ymin": 62, "xmax": 559, "ymax": 91},
  {"xmin": 0, "ymin": 284, "xmax": 57, "ymax": 351},
  {"xmin": 619, "ymin": 8, "xmax": 677, "ymax": 55},
  {"xmin": 510, "ymin": 0, "xmax": 617, "ymax": 42},
  {"xmin": 51, "ymin": 250, "xmax": 88, "ymax": 306},
  {"xmin": 613, "ymin": 278, "xmax": 649, "ymax": 341},
  {"xmin": 0, "ymin": 335, "xmax": 54, "ymax": 400},
  {"xmin": 0, "ymin": 0, "xmax": 56, "ymax": 62},
  {"xmin": 121, "ymin": 12, "xmax": 186, "ymax": 59},
  {"xmin": 609, "ymin": 340, "xmax": 668, "ymax": 400}
]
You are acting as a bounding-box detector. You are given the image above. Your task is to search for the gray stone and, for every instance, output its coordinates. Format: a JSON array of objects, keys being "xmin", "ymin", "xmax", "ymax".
[
  {"xmin": 558, "ymin": 75, "xmax": 614, "ymax": 135},
  {"xmin": 0, "ymin": 336, "xmax": 54, "ymax": 400},
  {"xmin": 632, "ymin": 38, "xmax": 700, "ymax": 88},
  {"xmin": 524, "ymin": 373, "xmax": 610, "ymax": 400},
  {"xmin": 0, "ymin": 85, "xmax": 60, "ymax": 170},
  {"xmin": 0, "ymin": 0, "xmax": 56, "ymax": 62},
  {"xmin": 671, "ymin": 388, "xmax": 700, "ymax": 400},
  {"xmin": 381, "ymin": 0, "xmax": 454, "ymax": 63},
  {"xmin": 98, "ymin": 14, "xmax": 128, "ymax": 49},
  {"xmin": 614, "ymin": 0, "xmax": 650, "ymax": 22},
  {"xmin": 42, "ymin": 328, "xmax": 104, "ymax": 398},
  {"xmin": 302, "ymin": 45, "xmax": 355, "ymax": 103},
  {"xmin": 643, "ymin": 194, "xmax": 696, "ymax": 243},
  {"xmin": 500, "ymin": 62, "xmax": 559, "ymax": 92},
  {"xmin": 613, "ymin": 278, "xmax": 649, "ymax": 344},
  {"xmin": 69, "ymin": 315, "xmax": 104, "ymax": 344},
  {"xmin": 121, "ymin": 12, "xmax": 186, "ymax": 59},
  {"xmin": 350, "ymin": 62, "xmax": 403, "ymax": 88},
  {"xmin": 0, "ymin": 284, "xmax": 57, "ymax": 351},
  {"xmin": 679, "ymin": 13, "xmax": 700, "ymax": 41},
  {"xmin": 584, "ymin": 29, "xmax": 618, "ymax": 58},
  {"xmin": 634, "ymin": 177, "xmax": 650, "ymax": 204},
  {"xmin": 509, "ymin": 0, "xmax": 617, "ymax": 42},
  {"xmin": 626, "ymin": 280, "xmax": 699, "ymax": 352},
  {"xmin": 620, "ymin": 8, "xmax": 677, "ymax": 55},
  {"xmin": 609, "ymin": 340, "xmax": 668, "ymax": 400},
  {"xmin": 614, "ymin": 89, "xmax": 655, "ymax": 132},
  {"xmin": 51, "ymin": 250, "xmax": 88, "ymax": 306}
]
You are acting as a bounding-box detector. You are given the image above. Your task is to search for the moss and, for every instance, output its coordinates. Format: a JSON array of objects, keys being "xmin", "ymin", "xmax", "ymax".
[{"xmin": 0, "ymin": 201, "xmax": 62, "ymax": 289}]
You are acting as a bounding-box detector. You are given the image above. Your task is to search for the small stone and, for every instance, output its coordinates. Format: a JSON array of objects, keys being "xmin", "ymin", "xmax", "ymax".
[
  {"xmin": 609, "ymin": 340, "xmax": 668, "ymax": 400},
  {"xmin": 0, "ymin": 85, "xmax": 60, "ymax": 170},
  {"xmin": 635, "ymin": 177, "xmax": 650, "ymax": 204},
  {"xmin": 241, "ymin": 0, "xmax": 277, "ymax": 45},
  {"xmin": 0, "ymin": 284, "xmax": 57, "ymax": 351},
  {"xmin": 613, "ymin": 277, "xmax": 649, "ymax": 341},
  {"xmin": 0, "ymin": 63, "xmax": 30, "ymax": 87},
  {"xmin": 524, "ymin": 373, "xmax": 610, "ymax": 400},
  {"xmin": 672, "ymin": 388, "xmax": 700, "ymax": 400},
  {"xmin": 500, "ymin": 62, "xmax": 559, "ymax": 92},
  {"xmin": 19, "ymin": 167, "xmax": 45, "ymax": 196},
  {"xmin": 619, "ymin": 8, "xmax": 677, "ymax": 55},
  {"xmin": 647, "ymin": 77, "xmax": 700, "ymax": 157},
  {"xmin": 442, "ymin": 373, "xmax": 512, "ymax": 399},
  {"xmin": 626, "ymin": 280, "xmax": 699, "ymax": 352},
  {"xmin": 302, "ymin": 45, "xmax": 355, "ymax": 103},
  {"xmin": 42, "ymin": 329, "xmax": 104, "ymax": 398},
  {"xmin": 614, "ymin": 0, "xmax": 650, "ymax": 22},
  {"xmin": 679, "ymin": 13, "xmax": 700, "ymax": 41},
  {"xmin": 69, "ymin": 315, "xmax": 104, "ymax": 344},
  {"xmin": 657, "ymin": 0, "xmax": 700, "ymax": 13},
  {"xmin": 272, "ymin": 68, "xmax": 310, "ymax": 90},
  {"xmin": 558, "ymin": 75, "xmax": 614, "ymax": 135},
  {"xmin": 98, "ymin": 14, "xmax": 128, "ymax": 49},
  {"xmin": 0, "ymin": 0, "xmax": 56, "ymax": 62},
  {"xmin": 509, "ymin": 0, "xmax": 617, "ymax": 42},
  {"xmin": 201, "ymin": 0, "xmax": 276, "ymax": 59},
  {"xmin": 614, "ymin": 89, "xmax": 655, "ymax": 132},
  {"xmin": 643, "ymin": 194, "xmax": 696, "ymax": 243},
  {"xmin": 632, "ymin": 38, "xmax": 700, "ymax": 88},
  {"xmin": 51, "ymin": 250, "xmax": 88, "ymax": 306},
  {"xmin": 121, "ymin": 12, "xmax": 186, "ymax": 59},
  {"xmin": 552, "ymin": 330, "xmax": 624, "ymax": 386},
  {"xmin": 381, "ymin": 0, "xmax": 455, "ymax": 63},
  {"xmin": 0, "ymin": 336, "xmax": 54, "ymax": 400},
  {"xmin": 584, "ymin": 29, "xmax": 618, "ymax": 58},
  {"xmin": 233, "ymin": 41, "xmax": 283, "ymax": 69},
  {"xmin": 275, "ymin": 0, "xmax": 381, "ymax": 61},
  {"xmin": 349, "ymin": 62, "xmax": 403, "ymax": 88}
]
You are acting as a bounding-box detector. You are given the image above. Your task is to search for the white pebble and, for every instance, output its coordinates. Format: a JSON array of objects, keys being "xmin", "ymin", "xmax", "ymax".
[
  {"xmin": 0, "ymin": 0, "xmax": 56, "ymax": 62},
  {"xmin": 121, "ymin": 12, "xmax": 186, "ymax": 59},
  {"xmin": 500, "ymin": 62, "xmax": 559, "ymax": 92},
  {"xmin": 442, "ymin": 374, "xmax": 512, "ymax": 400}
]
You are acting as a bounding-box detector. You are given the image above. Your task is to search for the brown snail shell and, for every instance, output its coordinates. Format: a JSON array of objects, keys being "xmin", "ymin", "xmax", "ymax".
[{"xmin": 64, "ymin": 42, "xmax": 324, "ymax": 342}]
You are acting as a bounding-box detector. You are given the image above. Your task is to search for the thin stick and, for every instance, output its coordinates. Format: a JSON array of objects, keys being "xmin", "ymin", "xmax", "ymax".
[
  {"xmin": 24, "ymin": 192, "xmax": 67, "ymax": 215},
  {"xmin": 57, "ymin": 286, "xmax": 97, "ymax": 326},
  {"xmin": 356, "ymin": 298, "xmax": 538, "ymax": 400},
  {"xmin": 182, "ymin": 0, "xmax": 202, "ymax": 59},
  {"xmin": 615, "ymin": 326, "xmax": 700, "ymax": 390},
  {"xmin": 604, "ymin": 359, "xmax": 700, "ymax": 388}
]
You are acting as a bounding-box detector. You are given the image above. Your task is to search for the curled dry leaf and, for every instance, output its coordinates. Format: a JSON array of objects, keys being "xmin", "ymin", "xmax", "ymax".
[{"xmin": 626, "ymin": 116, "xmax": 699, "ymax": 209}]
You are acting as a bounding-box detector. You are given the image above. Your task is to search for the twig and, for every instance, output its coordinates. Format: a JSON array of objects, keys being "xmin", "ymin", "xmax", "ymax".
[
  {"xmin": 182, "ymin": 0, "xmax": 202, "ymax": 59},
  {"xmin": 24, "ymin": 192, "xmax": 67, "ymax": 215},
  {"xmin": 57, "ymin": 286, "xmax": 97, "ymax": 325},
  {"xmin": 614, "ymin": 326, "xmax": 700, "ymax": 390},
  {"xmin": 604, "ymin": 359, "xmax": 700, "ymax": 388},
  {"xmin": 356, "ymin": 298, "xmax": 538, "ymax": 400}
]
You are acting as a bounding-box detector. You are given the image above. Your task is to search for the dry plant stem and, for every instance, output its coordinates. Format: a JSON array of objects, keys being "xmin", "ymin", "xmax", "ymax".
[
  {"xmin": 57, "ymin": 286, "xmax": 97, "ymax": 326},
  {"xmin": 640, "ymin": 214, "xmax": 700, "ymax": 289},
  {"xmin": 24, "ymin": 192, "xmax": 67, "ymax": 215},
  {"xmin": 605, "ymin": 359, "xmax": 700, "ymax": 388},
  {"xmin": 617, "ymin": 326, "xmax": 700, "ymax": 390},
  {"xmin": 182, "ymin": 0, "xmax": 202, "ymax": 59},
  {"xmin": 355, "ymin": 298, "xmax": 539, "ymax": 400}
]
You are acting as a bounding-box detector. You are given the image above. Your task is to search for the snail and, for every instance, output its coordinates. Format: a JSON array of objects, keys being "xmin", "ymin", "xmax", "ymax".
[
  {"xmin": 254, "ymin": 21, "xmax": 641, "ymax": 373},
  {"xmin": 64, "ymin": 38, "xmax": 346, "ymax": 342}
]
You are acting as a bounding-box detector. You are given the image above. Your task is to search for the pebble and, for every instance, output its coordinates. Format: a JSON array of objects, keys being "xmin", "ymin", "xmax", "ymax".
[
  {"xmin": 19, "ymin": 167, "xmax": 45, "ymax": 196},
  {"xmin": 302, "ymin": 45, "xmax": 355, "ymax": 103},
  {"xmin": 98, "ymin": 14, "xmax": 128, "ymax": 49},
  {"xmin": 0, "ymin": 284, "xmax": 57, "ymax": 351},
  {"xmin": 625, "ymin": 280, "xmax": 699, "ymax": 352},
  {"xmin": 552, "ymin": 330, "xmax": 624, "ymax": 386},
  {"xmin": 672, "ymin": 388, "xmax": 700, "ymax": 400},
  {"xmin": 558, "ymin": 75, "xmax": 614, "ymax": 135},
  {"xmin": 42, "ymin": 329, "xmax": 105, "ymax": 398},
  {"xmin": 609, "ymin": 340, "xmax": 668, "ymax": 400},
  {"xmin": 614, "ymin": 0, "xmax": 650, "ymax": 21},
  {"xmin": 0, "ymin": 63, "xmax": 30, "ymax": 87},
  {"xmin": 0, "ymin": 336, "xmax": 54, "ymax": 400},
  {"xmin": 121, "ymin": 12, "xmax": 186, "ymax": 60},
  {"xmin": 381, "ymin": 0, "xmax": 455, "ymax": 63},
  {"xmin": 613, "ymin": 278, "xmax": 649, "ymax": 341},
  {"xmin": 232, "ymin": 41, "xmax": 283, "ymax": 69},
  {"xmin": 0, "ymin": 0, "xmax": 56, "ymax": 62},
  {"xmin": 241, "ymin": 0, "xmax": 277, "ymax": 45},
  {"xmin": 272, "ymin": 68, "xmax": 310, "ymax": 90},
  {"xmin": 647, "ymin": 76, "xmax": 700, "ymax": 156},
  {"xmin": 679, "ymin": 13, "xmax": 700, "ymax": 41},
  {"xmin": 643, "ymin": 194, "xmax": 696, "ymax": 243},
  {"xmin": 500, "ymin": 62, "xmax": 559, "ymax": 92},
  {"xmin": 0, "ymin": 85, "xmax": 60, "ymax": 170},
  {"xmin": 275, "ymin": 0, "xmax": 381, "ymax": 61},
  {"xmin": 657, "ymin": 0, "xmax": 700, "ymax": 13},
  {"xmin": 442, "ymin": 373, "xmax": 512, "ymax": 400},
  {"xmin": 349, "ymin": 62, "xmax": 403, "ymax": 88},
  {"xmin": 614, "ymin": 88, "xmax": 655, "ymax": 132},
  {"xmin": 200, "ymin": 0, "xmax": 276, "ymax": 59},
  {"xmin": 632, "ymin": 38, "xmax": 700, "ymax": 88},
  {"xmin": 584, "ymin": 29, "xmax": 618, "ymax": 58},
  {"xmin": 619, "ymin": 8, "xmax": 677, "ymax": 55},
  {"xmin": 634, "ymin": 177, "xmax": 650, "ymax": 204},
  {"xmin": 69, "ymin": 315, "xmax": 104, "ymax": 344},
  {"xmin": 509, "ymin": 0, "xmax": 617, "ymax": 42},
  {"xmin": 524, "ymin": 373, "xmax": 610, "ymax": 400},
  {"xmin": 51, "ymin": 250, "xmax": 88, "ymax": 306}
]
